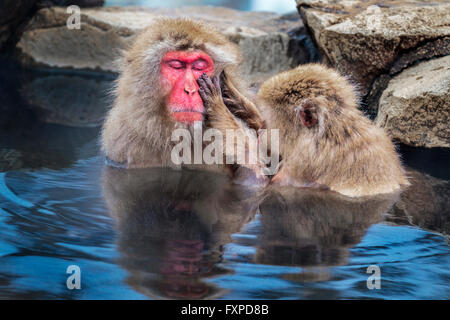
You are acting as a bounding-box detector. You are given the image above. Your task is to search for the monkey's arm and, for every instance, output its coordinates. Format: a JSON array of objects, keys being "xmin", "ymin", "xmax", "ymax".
[
  {"xmin": 198, "ymin": 73, "xmax": 245, "ymax": 134},
  {"xmin": 198, "ymin": 74, "xmax": 252, "ymax": 164},
  {"xmin": 198, "ymin": 74, "xmax": 268, "ymax": 186},
  {"xmin": 220, "ymin": 72, "xmax": 266, "ymax": 131}
]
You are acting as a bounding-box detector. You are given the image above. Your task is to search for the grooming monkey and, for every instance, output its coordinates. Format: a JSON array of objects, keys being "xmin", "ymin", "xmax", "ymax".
[
  {"xmin": 101, "ymin": 18, "xmax": 267, "ymax": 184},
  {"xmin": 257, "ymin": 64, "xmax": 409, "ymax": 197}
]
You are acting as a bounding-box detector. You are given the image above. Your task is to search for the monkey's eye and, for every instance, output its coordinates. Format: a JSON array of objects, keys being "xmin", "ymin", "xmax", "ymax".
[
  {"xmin": 167, "ymin": 60, "xmax": 184, "ymax": 69},
  {"xmin": 192, "ymin": 59, "xmax": 208, "ymax": 71}
]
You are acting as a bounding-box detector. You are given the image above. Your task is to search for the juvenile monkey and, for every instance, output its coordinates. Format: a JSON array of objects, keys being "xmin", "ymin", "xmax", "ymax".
[
  {"xmin": 257, "ymin": 64, "xmax": 409, "ymax": 197},
  {"xmin": 101, "ymin": 18, "xmax": 266, "ymax": 183}
]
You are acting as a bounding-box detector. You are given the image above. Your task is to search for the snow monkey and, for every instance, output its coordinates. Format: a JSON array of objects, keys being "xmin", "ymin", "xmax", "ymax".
[
  {"xmin": 257, "ymin": 64, "xmax": 409, "ymax": 197},
  {"xmin": 101, "ymin": 18, "xmax": 267, "ymax": 185}
]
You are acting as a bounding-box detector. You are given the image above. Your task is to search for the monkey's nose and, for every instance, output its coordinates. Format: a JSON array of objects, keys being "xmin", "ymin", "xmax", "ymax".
[
  {"xmin": 184, "ymin": 87, "xmax": 197, "ymax": 96},
  {"xmin": 184, "ymin": 78, "xmax": 198, "ymax": 96}
]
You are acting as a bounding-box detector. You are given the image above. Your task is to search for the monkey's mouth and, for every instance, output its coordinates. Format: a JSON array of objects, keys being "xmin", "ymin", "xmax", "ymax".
[
  {"xmin": 173, "ymin": 110, "xmax": 204, "ymax": 114},
  {"xmin": 172, "ymin": 110, "xmax": 205, "ymax": 123}
]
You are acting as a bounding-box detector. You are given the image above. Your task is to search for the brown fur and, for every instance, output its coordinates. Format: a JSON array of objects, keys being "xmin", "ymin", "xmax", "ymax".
[
  {"xmin": 101, "ymin": 18, "xmax": 264, "ymax": 172},
  {"xmin": 257, "ymin": 64, "xmax": 409, "ymax": 197},
  {"xmin": 197, "ymin": 72, "xmax": 268, "ymax": 185}
]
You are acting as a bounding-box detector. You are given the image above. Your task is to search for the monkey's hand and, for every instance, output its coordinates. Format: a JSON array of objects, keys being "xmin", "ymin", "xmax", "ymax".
[
  {"xmin": 198, "ymin": 73, "xmax": 268, "ymax": 186},
  {"xmin": 198, "ymin": 73, "xmax": 239, "ymax": 130},
  {"xmin": 219, "ymin": 72, "xmax": 265, "ymax": 132},
  {"xmin": 198, "ymin": 73, "xmax": 223, "ymax": 110}
]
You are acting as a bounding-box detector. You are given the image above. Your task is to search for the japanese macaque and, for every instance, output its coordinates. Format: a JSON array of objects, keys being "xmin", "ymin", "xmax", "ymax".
[
  {"xmin": 102, "ymin": 166, "xmax": 259, "ymax": 299},
  {"xmin": 101, "ymin": 18, "xmax": 267, "ymax": 184},
  {"xmin": 257, "ymin": 64, "xmax": 409, "ymax": 197}
]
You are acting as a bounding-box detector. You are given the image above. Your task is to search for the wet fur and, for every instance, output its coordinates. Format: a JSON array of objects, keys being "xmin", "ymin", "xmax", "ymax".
[
  {"xmin": 258, "ymin": 64, "xmax": 409, "ymax": 197},
  {"xmin": 101, "ymin": 18, "xmax": 263, "ymax": 170}
]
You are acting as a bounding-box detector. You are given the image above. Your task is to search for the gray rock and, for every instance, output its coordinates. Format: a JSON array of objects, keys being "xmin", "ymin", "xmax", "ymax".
[
  {"xmin": 365, "ymin": 37, "xmax": 450, "ymax": 119},
  {"xmin": 16, "ymin": 6, "xmax": 308, "ymax": 82},
  {"xmin": 297, "ymin": 0, "xmax": 450, "ymax": 95},
  {"xmin": 20, "ymin": 74, "xmax": 113, "ymax": 127},
  {"xmin": 0, "ymin": 0, "xmax": 104, "ymax": 50},
  {"xmin": 375, "ymin": 55, "xmax": 450, "ymax": 148}
]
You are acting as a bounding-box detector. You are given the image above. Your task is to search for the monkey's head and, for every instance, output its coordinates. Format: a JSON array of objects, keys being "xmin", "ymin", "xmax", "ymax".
[
  {"xmin": 257, "ymin": 64, "xmax": 359, "ymax": 138},
  {"xmin": 118, "ymin": 18, "xmax": 241, "ymax": 125}
]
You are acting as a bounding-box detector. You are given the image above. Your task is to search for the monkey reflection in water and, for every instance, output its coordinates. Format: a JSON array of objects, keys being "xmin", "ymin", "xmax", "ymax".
[
  {"xmin": 255, "ymin": 187, "xmax": 399, "ymax": 282},
  {"xmin": 102, "ymin": 167, "xmax": 259, "ymax": 299}
]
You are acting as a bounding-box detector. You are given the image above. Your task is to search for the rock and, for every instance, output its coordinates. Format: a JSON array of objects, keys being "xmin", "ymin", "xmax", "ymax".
[
  {"xmin": 16, "ymin": 6, "xmax": 309, "ymax": 82},
  {"xmin": 297, "ymin": 0, "xmax": 450, "ymax": 148},
  {"xmin": 364, "ymin": 74, "xmax": 391, "ymax": 119},
  {"xmin": 297, "ymin": 0, "xmax": 450, "ymax": 96},
  {"xmin": 39, "ymin": 1, "xmax": 105, "ymax": 6},
  {"xmin": 0, "ymin": 0, "xmax": 104, "ymax": 51},
  {"xmin": 0, "ymin": 126, "xmax": 100, "ymax": 171},
  {"xmin": 0, "ymin": 59, "xmax": 101, "ymax": 170},
  {"xmin": 375, "ymin": 55, "xmax": 450, "ymax": 148},
  {"xmin": 0, "ymin": 0, "xmax": 36, "ymax": 50},
  {"xmin": 19, "ymin": 73, "xmax": 113, "ymax": 127},
  {"xmin": 365, "ymin": 36, "xmax": 450, "ymax": 118},
  {"xmin": 389, "ymin": 37, "xmax": 450, "ymax": 76}
]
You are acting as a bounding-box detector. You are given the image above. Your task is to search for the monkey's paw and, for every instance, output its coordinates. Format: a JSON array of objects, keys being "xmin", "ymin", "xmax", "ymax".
[{"xmin": 198, "ymin": 73, "xmax": 223, "ymax": 111}]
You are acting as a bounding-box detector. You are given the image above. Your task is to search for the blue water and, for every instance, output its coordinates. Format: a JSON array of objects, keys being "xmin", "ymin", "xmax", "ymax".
[{"xmin": 0, "ymin": 122, "xmax": 448, "ymax": 299}]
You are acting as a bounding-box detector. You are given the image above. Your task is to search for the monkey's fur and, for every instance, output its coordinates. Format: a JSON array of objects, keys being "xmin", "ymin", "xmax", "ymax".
[
  {"xmin": 101, "ymin": 18, "xmax": 264, "ymax": 171},
  {"xmin": 258, "ymin": 64, "xmax": 409, "ymax": 197}
]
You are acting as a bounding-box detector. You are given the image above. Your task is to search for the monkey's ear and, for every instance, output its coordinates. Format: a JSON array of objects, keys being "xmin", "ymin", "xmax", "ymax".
[{"xmin": 296, "ymin": 99, "xmax": 318, "ymax": 128}]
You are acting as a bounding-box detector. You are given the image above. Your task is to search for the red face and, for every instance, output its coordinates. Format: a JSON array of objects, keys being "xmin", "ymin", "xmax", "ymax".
[{"xmin": 161, "ymin": 51, "xmax": 214, "ymax": 123}]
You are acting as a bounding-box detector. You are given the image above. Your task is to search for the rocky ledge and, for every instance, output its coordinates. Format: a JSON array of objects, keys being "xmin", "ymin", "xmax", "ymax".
[
  {"xmin": 16, "ymin": 6, "xmax": 311, "ymax": 83},
  {"xmin": 297, "ymin": 0, "xmax": 450, "ymax": 148},
  {"xmin": 376, "ymin": 56, "xmax": 449, "ymax": 148},
  {"xmin": 0, "ymin": 0, "xmax": 105, "ymax": 50}
]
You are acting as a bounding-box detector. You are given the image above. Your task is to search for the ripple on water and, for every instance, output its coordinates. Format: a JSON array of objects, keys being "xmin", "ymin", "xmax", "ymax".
[{"xmin": 0, "ymin": 154, "xmax": 448, "ymax": 299}]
